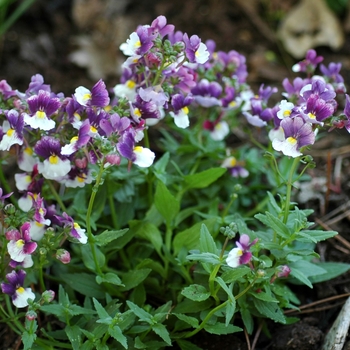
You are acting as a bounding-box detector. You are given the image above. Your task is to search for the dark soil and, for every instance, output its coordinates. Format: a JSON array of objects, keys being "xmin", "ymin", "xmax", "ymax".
[{"xmin": 2, "ymin": 0, "xmax": 350, "ymax": 349}]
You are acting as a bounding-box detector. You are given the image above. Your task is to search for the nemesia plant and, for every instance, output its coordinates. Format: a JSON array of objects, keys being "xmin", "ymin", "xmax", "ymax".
[{"xmin": 0, "ymin": 15, "xmax": 350, "ymax": 349}]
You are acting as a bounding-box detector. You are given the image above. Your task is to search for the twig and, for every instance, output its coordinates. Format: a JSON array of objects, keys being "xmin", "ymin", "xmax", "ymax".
[
  {"xmin": 251, "ymin": 321, "xmax": 263, "ymax": 350},
  {"xmin": 244, "ymin": 327, "xmax": 252, "ymax": 350}
]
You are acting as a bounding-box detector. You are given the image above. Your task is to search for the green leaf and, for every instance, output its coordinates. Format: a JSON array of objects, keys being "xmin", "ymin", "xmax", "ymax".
[
  {"xmin": 93, "ymin": 298, "xmax": 110, "ymax": 320},
  {"xmin": 172, "ymin": 313, "xmax": 199, "ymax": 328},
  {"xmin": 58, "ymin": 273, "xmax": 105, "ymax": 298},
  {"xmin": 119, "ymin": 269, "xmax": 152, "ymax": 292},
  {"xmin": 266, "ymin": 191, "xmax": 282, "ymax": 216},
  {"xmin": 152, "ymin": 323, "xmax": 172, "ymax": 345},
  {"xmin": 173, "ymin": 218, "xmax": 218, "ymax": 255},
  {"xmin": 176, "ymin": 339, "xmax": 202, "ymax": 350},
  {"xmin": 22, "ymin": 320, "xmax": 37, "ymax": 350},
  {"xmin": 126, "ymin": 300, "xmax": 152, "ymax": 322},
  {"xmin": 199, "ymin": 223, "xmax": 217, "ymax": 254},
  {"xmin": 154, "ymin": 180, "xmax": 180, "ymax": 226},
  {"xmin": 296, "ymin": 229, "xmax": 337, "ymax": 243},
  {"xmin": 253, "ymin": 299, "xmax": 286, "ymax": 323},
  {"xmin": 255, "ymin": 212, "xmax": 291, "ymax": 239},
  {"xmin": 186, "ymin": 252, "xmax": 221, "ymax": 265},
  {"xmin": 215, "ymin": 277, "xmax": 234, "ymax": 301},
  {"xmin": 240, "ymin": 307, "xmax": 254, "ymax": 334},
  {"xmin": 183, "ymin": 167, "xmax": 226, "ymax": 190},
  {"xmin": 181, "ymin": 284, "xmax": 211, "ymax": 301},
  {"xmin": 307, "ymin": 262, "xmax": 350, "ymax": 284},
  {"xmin": 204, "ymin": 323, "xmax": 242, "ymax": 335},
  {"xmin": 172, "ymin": 298, "xmax": 213, "ymax": 314},
  {"xmin": 132, "ymin": 221, "xmax": 163, "ymax": 255},
  {"xmin": 94, "ymin": 228, "xmax": 129, "ymax": 246},
  {"xmin": 108, "ymin": 325, "xmax": 128, "ymax": 349},
  {"xmin": 225, "ymin": 300, "xmax": 236, "ymax": 327},
  {"xmin": 65, "ymin": 325, "xmax": 82, "ymax": 350},
  {"xmin": 251, "ymin": 291, "xmax": 279, "ymax": 303},
  {"xmin": 81, "ymin": 244, "xmax": 105, "ymax": 271},
  {"xmin": 221, "ymin": 266, "xmax": 251, "ymax": 283},
  {"xmin": 96, "ymin": 272, "xmax": 124, "ymax": 286}
]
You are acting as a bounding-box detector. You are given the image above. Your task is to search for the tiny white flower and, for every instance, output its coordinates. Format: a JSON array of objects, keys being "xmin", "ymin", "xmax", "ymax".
[
  {"xmin": 226, "ymin": 247, "xmax": 243, "ymax": 268},
  {"xmin": 195, "ymin": 42, "xmax": 210, "ymax": 64},
  {"xmin": 13, "ymin": 287, "xmax": 35, "ymax": 308},
  {"xmin": 74, "ymin": 86, "xmax": 91, "ymax": 106},
  {"xmin": 170, "ymin": 108, "xmax": 190, "ymax": 129},
  {"xmin": 15, "ymin": 173, "xmax": 32, "ymax": 191},
  {"xmin": 277, "ymin": 100, "xmax": 294, "ymax": 119},
  {"xmin": 23, "ymin": 112, "xmax": 55, "ymax": 131},
  {"xmin": 133, "ymin": 146, "xmax": 155, "ymax": 167},
  {"xmin": 113, "ymin": 80, "xmax": 137, "ymax": 101},
  {"xmin": 120, "ymin": 32, "xmax": 141, "ymax": 56},
  {"xmin": 210, "ymin": 121, "xmax": 230, "ymax": 141},
  {"xmin": 38, "ymin": 157, "xmax": 71, "ymax": 180}
]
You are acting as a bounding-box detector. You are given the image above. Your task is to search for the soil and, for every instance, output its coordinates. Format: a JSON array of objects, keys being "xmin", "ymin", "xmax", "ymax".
[{"xmin": 2, "ymin": 0, "xmax": 350, "ymax": 349}]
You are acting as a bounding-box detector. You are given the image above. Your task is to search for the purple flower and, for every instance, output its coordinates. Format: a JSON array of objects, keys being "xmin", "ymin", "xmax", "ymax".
[
  {"xmin": 169, "ymin": 93, "xmax": 193, "ymax": 128},
  {"xmin": 0, "ymin": 187, "xmax": 13, "ymax": 202},
  {"xmin": 100, "ymin": 113, "xmax": 131, "ymax": 137},
  {"xmin": 292, "ymin": 49, "xmax": 323, "ymax": 73},
  {"xmin": 0, "ymin": 109, "xmax": 24, "ymax": 151},
  {"xmin": 6, "ymin": 222, "xmax": 37, "ymax": 263},
  {"xmin": 24, "ymin": 90, "xmax": 61, "ymax": 130},
  {"xmin": 300, "ymin": 78, "xmax": 336, "ymax": 102},
  {"xmin": 150, "ymin": 15, "xmax": 174, "ymax": 38},
  {"xmin": 226, "ymin": 234, "xmax": 258, "ymax": 268},
  {"xmin": 221, "ymin": 157, "xmax": 249, "ymax": 178},
  {"xmin": 74, "ymin": 79, "xmax": 110, "ymax": 108},
  {"xmin": 34, "ymin": 136, "xmax": 71, "ymax": 180},
  {"xmin": 272, "ymin": 117, "xmax": 315, "ymax": 157},
  {"xmin": 56, "ymin": 212, "xmax": 87, "ymax": 244},
  {"xmin": 191, "ymin": 79, "xmax": 222, "ymax": 107},
  {"xmin": 183, "ymin": 33, "xmax": 209, "ymax": 64},
  {"xmin": 25, "ymin": 74, "xmax": 51, "ymax": 96},
  {"xmin": 30, "ymin": 193, "xmax": 51, "ymax": 226},
  {"xmin": 303, "ymin": 94, "xmax": 334, "ymax": 124},
  {"xmin": 0, "ymin": 80, "xmax": 16, "ymax": 99},
  {"xmin": 1, "ymin": 270, "xmax": 35, "ymax": 308}
]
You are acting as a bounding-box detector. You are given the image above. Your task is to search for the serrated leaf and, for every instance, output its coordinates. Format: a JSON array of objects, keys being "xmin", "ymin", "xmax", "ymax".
[
  {"xmin": 181, "ymin": 284, "xmax": 211, "ymax": 301},
  {"xmin": 108, "ymin": 325, "xmax": 128, "ymax": 349},
  {"xmin": 152, "ymin": 323, "xmax": 172, "ymax": 345},
  {"xmin": 93, "ymin": 298, "xmax": 110, "ymax": 320},
  {"xmin": 186, "ymin": 252, "xmax": 221, "ymax": 265},
  {"xmin": 251, "ymin": 291, "xmax": 279, "ymax": 303},
  {"xmin": 199, "ymin": 223, "xmax": 218, "ymax": 254},
  {"xmin": 296, "ymin": 229, "xmax": 337, "ymax": 243},
  {"xmin": 221, "ymin": 266, "xmax": 251, "ymax": 283},
  {"xmin": 172, "ymin": 313, "xmax": 199, "ymax": 328},
  {"xmin": 204, "ymin": 323, "xmax": 242, "ymax": 335},
  {"xmin": 119, "ymin": 269, "xmax": 152, "ymax": 292},
  {"xmin": 96, "ymin": 272, "xmax": 123, "ymax": 286},
  {"xmin": 183, "ymin": 168, "xmax": 226, "ymax": 190},
  {"xmin": 253, "ymin": 299, "xmax": 286, "ymax": 323},
  {"xmin": 307, "ymin": 262, "xmax": 350, "ymax": 284},
  {"xmin": 240, "ymin": 307, "xmax": 254, "ymax": 334},
  {"xmin": 126, "ymin": 300, "xmax": 152, "ymax": 322},
  {"xmin": 58, "ymin": 273, "xmax": 105, "ymax": 298},
  {"xmin": 154, "ymin": 181, "xmax": 180, "ymax": 226},
  {"xmin": 225, "ymin": 300, "xmax": 236, "ymax": 327},
  {"xmin": 94, "ymin": 228, "xmax": 129, "ymax": 246},
  {"xmin": 81, "ymin": 244, "xmax": 105, "ymax": 271},
  {"xmin": 255, "ymin": 212, "xmax": 291, "ymax": 239},
  {"xmin": 65, "ymin": 325, "xmax": 82, "ymax": 350},
  {"xmin": 173, "ymin": 218, "xmax": 218, "ymax": 255}
]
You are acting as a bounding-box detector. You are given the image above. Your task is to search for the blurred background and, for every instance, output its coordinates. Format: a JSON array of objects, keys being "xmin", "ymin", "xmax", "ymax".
[{"xmin": 0, "ymin": 0, "xmax": 349, "ymax": 95}]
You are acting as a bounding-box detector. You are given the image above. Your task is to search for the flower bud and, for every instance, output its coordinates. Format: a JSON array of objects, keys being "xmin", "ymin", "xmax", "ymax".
[
  {"xmin": 276, "ymin": 265, "xmax": 291, "ymax": 278},
  {"xmin": 26, "ymin": 310, "xmax": 37, "ymax": 321},
  {"xmin": 41, "ymin": 290, "xmax": 55, "ymax": 303},
  {"xmin": 4, "ymin": 204, "xmax": 16, "ymax": 215},
  {"xmin": 56, "ymin": 249, "xmax": 71, "ymax": 264}
]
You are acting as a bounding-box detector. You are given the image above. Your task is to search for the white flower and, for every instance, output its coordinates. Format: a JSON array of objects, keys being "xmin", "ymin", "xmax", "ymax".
[
  {"xmin": 195, "ymin": 42, "xmax": 210, "ymax": 64},
  {"xmin": 15, "ymin": 173, "xmax": 32, "ymax": 191},
  {"xmin": 18, "ymin": 194, "xmax": 33, "ymax": 212},
  {"xmin": 74, "ymin": 86, "xmax": 91, "ymax": 106},
  {"xmin": 226, "ymin": 247, "xmax": 243, "ymax": 268},
  {"xmin": 113, "ymin": 80, "xmax": 137, "ymax": 101},
  {"xmin": 18, "ymin": 147, "xmax": 38, "ymax": 172},
  {"xmin": 120, "ymin": 32, "xmax": 141, "ymax": 56},
  {"xmin": 38, "ymin": 157, "xmax": 71, "ymax": 180},
  {"xmin": 210, "ymin": 121, "xmax": 230, "ymax": 141},
  {"xmin": 0, "ymin": 121, "xmax": 23, "ymax": 151},
  {"xmin": 29, "ymin": 221, "xmax": 46, "ymax": 241},
  {"xmin": 133, "ymin": 146, "xmax": 155, "ymax": 167},
  {"xmin": 170, "ymin": 108, "xmax": 190, "ymax": 129},
  {"xmin": 277, "ymin": 100, "xmax": 294, "ymax": 119},
  {"xmin": 13, "ymin": 287, "xmax": 35, "ymax": 308},
  {"xmin": 23, "ymin": 112, "xmax": 55, "ymax": 131}
]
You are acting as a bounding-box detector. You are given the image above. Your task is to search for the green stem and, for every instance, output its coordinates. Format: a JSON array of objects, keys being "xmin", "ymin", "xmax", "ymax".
[
  {"xmin": 107, "ymin": 179, "xmax": 118, "ymax": 229},
  {"xmin": 4, "ymin": 295, "xmax": 26, "ymax": 334},
  {"xmin": 38, "ymin": 262, "xmax": 46, "ymax": 292},
  {"xmin": 152, "ymin": 61, "xmax": 166, "ymax": 86},
  {"xmin": 47, "ymin": 181, "xmax": 67, "ymax": 213},
  {"xmin": 86, "ymin": 162, "xmax": 105, "ymax": 275},
  {"xmin": 283, "ymin": 157, "xmax": 300, "ymax": 224}
]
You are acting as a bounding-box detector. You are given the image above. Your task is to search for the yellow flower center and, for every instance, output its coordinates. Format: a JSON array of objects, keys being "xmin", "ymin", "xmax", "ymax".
[
  {"xmin": 83, "ymin": 93, "xmax": 92, "ymax": 102},
  {"xmin": 286, "ymin": 136, "xmax": 297, "ymax": 145},
  {"xmin": 135, "ymin": 40, "xmax": 141, "ymax": 49},
  {"xmin": 73, "ymin": 112, "xmax": 81, "ymax": 120},
  {"xmin": 70, "ymin": 136, "xmax": 79, "ymax": 144},
  {"xmin": 126, "ymin": 80, "xmax": 136, "ymax": 89},
  {"xmin": 16, "ymin": 286, "xmax": 25, "ymax": 294},
  {"xmin": 283, "ymin": 110, "xmax": 291, "ymax": 117},
  {"xmin": 74, "ymin": 222, "xmax": 81, "ymax": 229},
  {"xmin": 16, "ymin": 239, "xmax": 25, "ymax": 248},
  {"xmin": 49, "ymin": 155, "xmax": 59, "ymax": 164},
  {"xmin": 134, "ymin": 146, "xmax": 143, "ymax": 153},
  {"xmin": 24, "ymin": 147, "xmax": 33, "ymax": 155},
  {"xmin": 6, "ymin": 128, "xmax": 15, "ymax": 136},
  {"xmin": 36, "ymin": 110, "xmax": 46, "ymax": 119},
  {"xmin": 182, "ymin": 106, "xmax": 189, "ymax": 115},
  {"xmin": 90, "ymin": 126, "xmax": 97, "ymax": 133},
  {"xmin": 229, "ymin": 157, "xmax": 237, "ymax": 167},
  {"xmin": 308, "ymin": 112, "xmax": 316, "ymax": 119},
  {"xmin": 134, "ymin": 108, "xmax": 142, "ymax": 118}
]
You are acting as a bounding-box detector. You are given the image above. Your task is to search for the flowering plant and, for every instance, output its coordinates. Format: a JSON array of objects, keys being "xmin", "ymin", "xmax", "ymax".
[{"xmin": 0, "ymin": 15, "xmax": 350, "ymax": 349}]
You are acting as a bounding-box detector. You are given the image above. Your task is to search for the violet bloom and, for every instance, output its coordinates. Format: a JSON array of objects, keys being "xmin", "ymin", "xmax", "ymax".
[
  {"xmin": 25, "ymin": 74, "xmax": 51, "ymax": 96},
  {"xmin": 300, "ymin": 78, "xmax": 336, "ymax": 102},
  {"xmin": 56, "ymin": 212, "xmax": 87, "ymax": 244},
  {"xmin": 292, "ymin": 49, "xmax": 323, "ymax": 73},
  {"xmin": 169, "ymin": 93, "xmax": 194, "ymax": 128},
  {"xmin": 1, "ymin": 270, "xmax": 35, "ymax": 308},
  {"xmin": 30, "ymin": 193, "xmax": 51, "ymax": 226},
  {"xmin": 86, "ymin": 107, "xmax": 108, "ymax": 137},
  {"xmin": 74, "ymin": 79, "xmax": 110, "ymax": 108},
  {"xmin": 24, "ymin": 90, "xmax": 61, "ymax": 131},
  {"xmin": 6, "ymin": 222, "xmax": 37, "ymax": 264},
  {"xmin": 226, "ymin": 234, "xmax": 258, "ymax": 268},
  {"xmin": 99, "ymin": 113, "xmax": 131, "ymax": 137},
  {"xmin": 191, "ymin": 79, "xmax": 222, "ymax": 107},
  {"xmin": 183, "ymin": 33, "xmax": 209, "ymax": 64},
  {"xmin": 303, "ymin": 94, "xmax": 334, "ymax": 125},
  {"xmin": 34, "ymin": 136, "xmax": 71, "ymax": 180},
  {"xmin": 61, "ymin": 119, "xmax": 91, "ymax": 156},
  {"xmin": 221, "ymin": 157, "xmax": 249, "ymax": 178},
  {"xmin": 272, "ymin": 116, "xmax": 315, "ymax": 158},
  {"xmin": 150, "ymin": 15, "xmax": 174, "ymax": 38},
  {"xmin": 320, "ymin": 62, "xmax": 346, "ymax": 93},
  {"xmin": 0, "ymin": 80, "xmax": 16, "ymax": 99},
  {"xmin": 0, "ymin": 109, "xmax": 24, "ymax": 151},
  {"xmin": 242, "ymin": 99, "xmax": 268, "ymax": 127},
  {"xmin": 0, "ymin": 187, "xmax": 13, "ymax": 203}
]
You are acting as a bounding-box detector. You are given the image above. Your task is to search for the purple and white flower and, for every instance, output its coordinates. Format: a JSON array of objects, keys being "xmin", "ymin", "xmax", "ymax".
[{"xmin": 226, "ymin": 234, "xmax": 257, "ymax": 268}]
